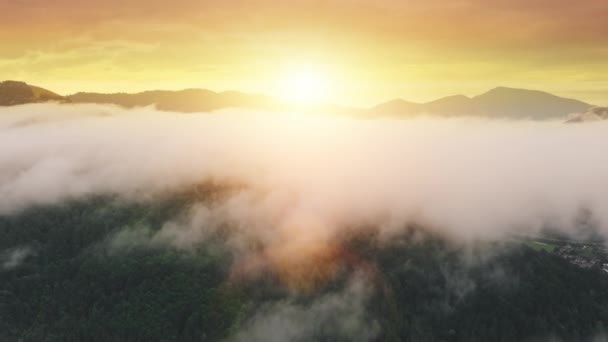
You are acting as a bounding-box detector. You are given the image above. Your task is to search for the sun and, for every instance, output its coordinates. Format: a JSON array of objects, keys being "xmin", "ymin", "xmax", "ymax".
[{"xmin": 276, "ymin": 64, "xmax": 331, "ymax": 104}]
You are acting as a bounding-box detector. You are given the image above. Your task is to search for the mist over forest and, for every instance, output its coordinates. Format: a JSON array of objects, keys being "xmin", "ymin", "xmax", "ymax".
[
  {"xmin": 3, "ymin": 0, "xmax": 608, "ymax": 339},
  {"xmin": 1, "ymin": 103, "xmax": 608, "ymax": 341}
]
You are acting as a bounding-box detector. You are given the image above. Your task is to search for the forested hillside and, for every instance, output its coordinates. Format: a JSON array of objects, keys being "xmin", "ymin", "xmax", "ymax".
[{"xmin": 1, "ymin": 189, "xmax": 608, "ymax": 341}]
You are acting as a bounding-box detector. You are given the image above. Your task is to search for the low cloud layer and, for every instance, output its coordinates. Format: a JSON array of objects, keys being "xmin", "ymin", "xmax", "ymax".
[
  {"xmin": 1, "ymin": 246, "xmax": 33, "ymax": 270},
  {"xmin": 2, "ymin": 103, "xmax": 608, "ymax": 247},
  {"xmin": 229, "ymin": 274, "xmax": 379, "ymax": 342},
  {"xmin": 4, "ymin": 102, "xmax": 608, "ymax": 341}
]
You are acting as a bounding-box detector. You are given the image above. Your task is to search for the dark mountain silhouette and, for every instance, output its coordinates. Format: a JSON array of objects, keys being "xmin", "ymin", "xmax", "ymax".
[
  {"xmin": 0, "ymin": 81, "xmax": 597, "ymax": 120},
  {"xmin": 425, "ymin": 94, "xmax": 471, "ymax": 113},
  {"xmin": 67, "ymin": 88, "xmax": 367, "ymax": 115},
  {"xmin": 68, "ymin": 89, "xmax": 280, "ymax": 113},
  {"xmin": 469, "ymin": 87, "xmax": 591, "ymax": 119},
  {"xmin": 0, "ymin": 81, "xmax": 67, "ymax": 106},
  {"xmin": 369, "ymin": 98, "xmax": 423, "ymax": 117},
  {"xmin": 566, "ymin": 107, "xmax": 608, "ymax": 123},
  {"xmin": 369, "ymin": 87, "xmax": 593, "ymax": 120}
]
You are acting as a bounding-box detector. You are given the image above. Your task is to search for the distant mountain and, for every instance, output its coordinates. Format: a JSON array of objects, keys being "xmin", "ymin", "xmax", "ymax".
[
  {"xmin": 566, "ymin": 107, "xmax": 608, "ymax": 123},
  {"xmin": 425, "ymin": 94, "xmax": 471, "ymax": 113},
  {"xmin": 369, "ymin": 87, "xmax": 593, "ymax": 120},
  {"xmin": 369, "ymin": 99, "xmax": 423, "ymax": 117},
  {"xmin": 0, "ymin": 81, "xmax": 598, "ymax": 120},
  {"xmin": 0, "ymin": 81, "xmax": 67, "ymax": 106},
  {"xmin": 68, "ymin": 89, "xmax": 280, "ymax": 113}
]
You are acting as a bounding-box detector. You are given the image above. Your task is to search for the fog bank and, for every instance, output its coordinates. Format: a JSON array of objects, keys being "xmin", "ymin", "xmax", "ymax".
[{"xmin": 2, "ymin": 103, "xmax": 608, "ymax": 245}]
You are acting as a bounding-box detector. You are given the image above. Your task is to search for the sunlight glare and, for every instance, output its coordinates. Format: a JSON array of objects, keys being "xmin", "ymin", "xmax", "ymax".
[{"xmin": 277, "ymin": 64, "xmax": 331, "ymax": 104}]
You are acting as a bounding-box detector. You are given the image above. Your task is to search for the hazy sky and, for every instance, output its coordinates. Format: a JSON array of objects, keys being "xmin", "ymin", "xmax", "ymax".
[{"xmin": 2, "ymin": 0, "xmax": 608, "ymax": 105}]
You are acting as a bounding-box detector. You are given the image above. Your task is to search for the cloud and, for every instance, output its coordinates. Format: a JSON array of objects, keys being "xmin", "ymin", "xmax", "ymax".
[
  {"xmin": 2, "ymin": 103, "xmax": 608, "ymax": 250},
  {"xmin": 4, "ymin": 102, "xmax": 608, "ymax": 338},
  {"xmin": 3, "ymin": 0, "xmax": 608, "ymax": 106},
  {"xmin": 1, "ymin": 246, "xmax": 33, "ymax": 270},
  {"xmin": 229, "ymin": 274, "xmax": 379, "ymax": 342}
]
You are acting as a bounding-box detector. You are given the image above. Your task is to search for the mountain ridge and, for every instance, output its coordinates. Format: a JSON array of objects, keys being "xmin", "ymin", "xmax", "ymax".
[
  {"xmin": 0, "ymin": 80, "xmax": 598, "ymax": 120},
  {"xmin": 372, "ymin": 86, "xmax": 593, "ymax": 119},
  {"xmin": 68, "ymin": 88, "xmax": 278, "ymax": 113},
  {"xmin": 0, "ymin": 81, "xmax": 68, "ymax": 106},
  {"xmin": 566, "ymin": 106, "xmax": 608, "ymax": 123}
]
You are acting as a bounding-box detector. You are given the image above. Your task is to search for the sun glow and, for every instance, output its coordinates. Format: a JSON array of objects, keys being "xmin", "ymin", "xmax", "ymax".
[{"xmin": 276, "ymin": 64, "xmax": 332, "ymax": 104}]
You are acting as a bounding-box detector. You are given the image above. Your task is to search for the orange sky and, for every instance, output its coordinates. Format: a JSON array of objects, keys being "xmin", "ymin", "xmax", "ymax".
[{"xmin": 1, "ymin": 0, "xmax": 608, "ymax": 106}]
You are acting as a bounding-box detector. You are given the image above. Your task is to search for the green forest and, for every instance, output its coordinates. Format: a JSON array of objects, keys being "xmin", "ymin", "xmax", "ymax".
[{"xmin": 1, "ymin": 192, "xmax": 608, "ymax": 341}]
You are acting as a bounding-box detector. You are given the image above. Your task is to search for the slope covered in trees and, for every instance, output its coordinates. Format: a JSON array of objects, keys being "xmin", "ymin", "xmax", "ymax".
[{"xmin": 1, "ymin": 192, "xmax": 608, "ymax": 341}]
